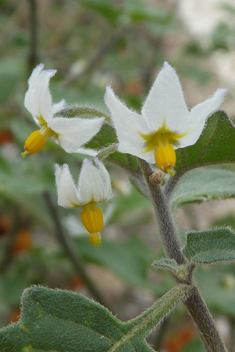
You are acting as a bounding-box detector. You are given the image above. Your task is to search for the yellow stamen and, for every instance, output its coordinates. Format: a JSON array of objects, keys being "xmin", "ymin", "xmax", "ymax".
[
  {"xmin": 139, "ymin": 123, "xmax": 188, "ymax": 175},
  {"xmin": 154, "ymin": 144, "xmax": 176, "ymax": 174},
  {"xmin": 89, "ymin": 233, "xmax": 102, "ymax": 246},
  {"xmin": 22, "ymin": 125, "xmax": 55, "ymax": 156},
  {"xmin": 81, "ymin": 203, "xmax": 103, "ymax": 243}
]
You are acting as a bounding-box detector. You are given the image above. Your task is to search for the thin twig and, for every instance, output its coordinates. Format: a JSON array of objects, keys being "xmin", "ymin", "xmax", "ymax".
[
  {"xmin": 27, "ymin": 0, "xmax": 39, "ymax": 73},
  {"xmin": 0, "ymin": 209, "xmax": 20, "ymax": 274},
  {"xmin": 43, "ymin": 192, "xmax": 110, "ymax": 309},
  {"xmin": 153, "ymin": 316, "xmax": 169, "ymax": 351}
]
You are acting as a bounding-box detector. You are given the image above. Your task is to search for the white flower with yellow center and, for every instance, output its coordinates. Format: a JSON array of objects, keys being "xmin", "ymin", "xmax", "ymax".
[
  {"xmin": 55, "ymin": 159, "xmax": 112, "ymax": 245},
  {"xmin": 104, "ymin": 62, "xmax": 226, "ymax": 175},
  {"xmin": 22, "ymin": 64, "xmax": 104, "ymax": 157}
]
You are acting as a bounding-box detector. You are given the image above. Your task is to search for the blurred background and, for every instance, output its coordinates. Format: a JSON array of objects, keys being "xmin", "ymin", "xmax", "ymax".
[{"xmin": 1, "ymin": 0, "xmax": 235, "ymax": 351}]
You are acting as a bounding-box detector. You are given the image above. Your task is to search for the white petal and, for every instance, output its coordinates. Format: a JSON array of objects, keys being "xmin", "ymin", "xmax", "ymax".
[
  {"xmin": 24, "ymin": 67, "xmax": 56, "ymax": 124},
  {"xmin": 141, "ymin": 62, "xmax": 189, "ymax": 131},
  {"xmin": 74, "ymin": 147, "xmax": 99, "ymax": 157},
  {"xmin": 55, "ymin": 164, "xmax": 81, "ymax": 208},
  {"xmin": 53, "ymin": 99, "xmax": 67, "ymax": 114},
  {"xmin": 178, "ymin": 88, "xmax": 226, "ymax": 148},
  {"xmin": 105, "ymin": 87, "xmax": 150, "ymax": 155},
  {"xmin": 28, "ymin": 63, "xmax": 44, "ymax": 86},
  {"xmin": 49, "ymin": 117, "xmax": 104, "ymax": 153},
  {"xmin": 78, "ymin": 159, "xmax": 112, "ymax": 204}
]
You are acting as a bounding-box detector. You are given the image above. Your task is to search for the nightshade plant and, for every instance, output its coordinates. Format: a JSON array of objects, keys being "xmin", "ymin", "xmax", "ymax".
[{"xmin": 1, "ymin": 61, "xmax": 235, "ymax": 352}]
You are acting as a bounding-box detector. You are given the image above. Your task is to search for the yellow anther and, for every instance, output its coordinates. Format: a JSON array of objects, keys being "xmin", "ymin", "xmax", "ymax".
[
  {"xmin": 89, "ymin": 233, "xmax": 102, "ymax": 246},
  {"xmin": 154, "ymin": 144, "xmax": 176, "ymax": 174},
  {"xmin": 81, "ymin": 202, "xmax": 103, "ymax": 235},
  {"xmin": 23, "ymin": 130, "xmax": 47, "ymax": 155},
  {"xmin": 22, "ymin": 125, "xmax": 55, "ymax": 156}
]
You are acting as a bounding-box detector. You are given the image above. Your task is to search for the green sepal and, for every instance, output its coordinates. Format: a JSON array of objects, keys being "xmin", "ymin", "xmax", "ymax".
[{"xmin": 170, "ymin": 167, "xmax": 235, "ymax": 211}]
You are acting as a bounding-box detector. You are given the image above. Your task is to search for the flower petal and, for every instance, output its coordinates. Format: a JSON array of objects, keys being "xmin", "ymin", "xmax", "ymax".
[
  {"xmin": 55, "ymin": 164, "xmax": 81, "ymax": 208},
  {"xmin": 53, "ymin": 99, "xmax": 67, "ymax": 114},
  {"xmin": 49, "ymin": 117, "xmax": 104, "ymax": 153},
  {"xmin": 105, "ymin": 87, "xmax": 150, "ymax": 156},
  {"xmin": 178, "ymin": 88, "xmax": 226, "ymax": 148},
  {"xmin": 75, "ymin": 147, "xmax": 99, "ymax": 157},
  {"xmin": 28, "ymin": 63, "xmax": 44, "ymax": 86},
  {"xmin": 141, "ymin": 62, "xmax": 189, "ymax": 131},
  {"xmin": 24, "ymin": 65, "xmax": 56, "ymax": 125},
  {"xmin": 78, "ymin": 159, "xmax": 112, "ymax": 204}
]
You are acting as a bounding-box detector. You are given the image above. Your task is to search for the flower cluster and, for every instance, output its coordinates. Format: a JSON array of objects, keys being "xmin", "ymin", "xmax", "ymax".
[{"xmin": 23, "ymin": 62, "xmax": 226, "ymax": 243}]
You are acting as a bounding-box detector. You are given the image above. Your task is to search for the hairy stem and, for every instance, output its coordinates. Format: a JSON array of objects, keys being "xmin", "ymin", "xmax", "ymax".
[
  {"xmin": 184, "ymin": 287, "xmax": 227, "ymax": 352},
  {"xmin": 139, "ymin": 159, "xmax": 186, "ymax": 265},
  {"xmin": 43, "ymin": 192, "xmax": 110, "ymax": 309},
  {"xmin": 139, "ymin": 159, "xmax": 227, "ymax": 352}
]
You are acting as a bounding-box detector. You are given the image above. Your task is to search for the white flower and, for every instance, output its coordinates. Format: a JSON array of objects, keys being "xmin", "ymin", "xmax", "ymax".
[
  {"xmin": 104, "ymin": 62, "xmax": 226, "ymax": 174},
  {"xmin": 22, "ymin": 64, "xmax": 104, "ymax": 156},
  {"xmin": 55, "ymin": 159, "xmax": 112, "ymax": 245}
]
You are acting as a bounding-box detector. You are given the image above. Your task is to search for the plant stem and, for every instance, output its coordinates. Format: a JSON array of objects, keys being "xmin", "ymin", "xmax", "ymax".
[
  {"xmin": 27, "ymin": 0, "xmax": 38, "ymax": 73},
  {"xmin": 184, "ymin": 287, "xmax": 227, "ymax": 352},
  {"xmin": 139, "ymin": 159, "xmax": 228, "ymax": 352},
  {"xmin": 139, "ymin": 159, "xmax": 186, "ymax": 265},
  {"xmin": 43, "ymin": 192, "xmax": 110, "ymax": 309},
  {"xmin": 0, "ymin": 208, "xmax": 20, "ymax": 273},
  {"xmin": 154, "ymin": 317, "xmax": 170, "ymax": 351}
]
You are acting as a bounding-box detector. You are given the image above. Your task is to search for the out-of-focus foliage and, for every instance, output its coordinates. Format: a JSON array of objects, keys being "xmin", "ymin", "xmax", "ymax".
[{"xmin": 1, "ymin": 0, "xmax": 235, "ymax": 351}]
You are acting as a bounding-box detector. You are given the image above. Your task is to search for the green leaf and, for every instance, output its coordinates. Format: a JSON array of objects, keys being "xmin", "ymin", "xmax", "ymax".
[
  {"xmin": 197, "ymin": 266, "xmax": 235, "ymax": 318},
  {"xmin": 153, "ymin": 258, "xmax": 188, "ymax": 280},
  {"xmin": 170, "ymin": 167, "xmax": 235, "ymax": 210},
  {"xmin": 0, "ymin": 285, "xmax": 191, "ymax": 351},
  {"xmin": 79, "ymin": 0, "xmax": 121, "ymax": 24},
  {"xmin": 124, "ymin": 0, "xmax": 171, "ymax": 24},
  {"xmin": 175, "ymin": 111, "xmax": 235, "ymax": 173},
  {"xmin": 183, "ymin": 228, "xmax": 235, "ymax": 265},
  {"xmin": 182, "ymin": 337, "xmax": 204, "ymax": 352}
]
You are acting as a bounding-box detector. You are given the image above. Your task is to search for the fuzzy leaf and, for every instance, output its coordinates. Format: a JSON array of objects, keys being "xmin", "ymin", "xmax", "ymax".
[
  {"xmin": 0, "ymin": 285, "xmax": 191, "ymax": 352},
  {"xmin": 175, "ymin": 111, "xmax": 235, "ymax": 173},
  {"xmin": 183, "ymin": 228, "xmax": 235, "ymax": 265},
  {"xmin": 170, "ymin": 167, "xmax": 235, "ymax": 210}
]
